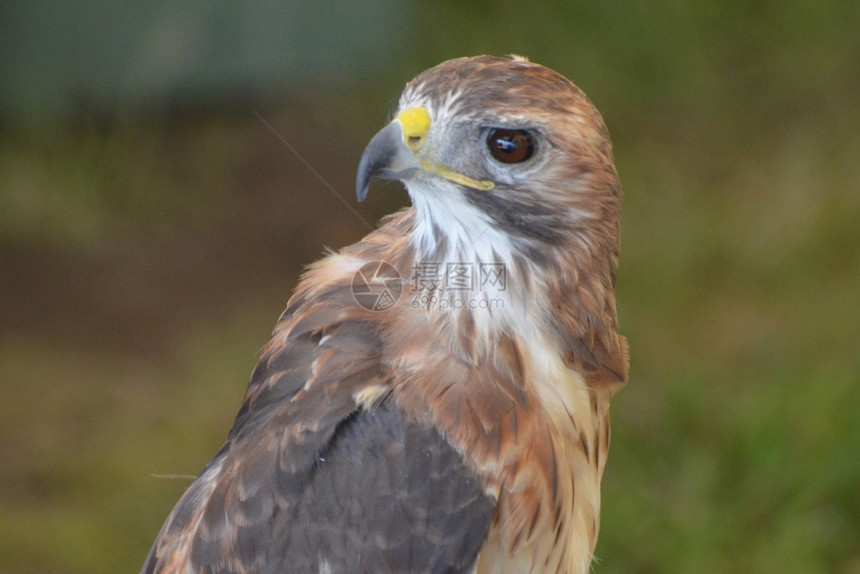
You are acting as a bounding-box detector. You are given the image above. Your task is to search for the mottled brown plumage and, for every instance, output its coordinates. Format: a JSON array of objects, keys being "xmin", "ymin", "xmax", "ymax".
[{"xmin": 143, "ymin": 55, "xmax": 627, "ymax": 574}]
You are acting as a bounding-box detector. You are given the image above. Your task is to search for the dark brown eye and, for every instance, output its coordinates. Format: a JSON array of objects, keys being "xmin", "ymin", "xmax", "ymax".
[{"xmin": 486, "ymin": 129, "xmax": 534, "ymax": 164}]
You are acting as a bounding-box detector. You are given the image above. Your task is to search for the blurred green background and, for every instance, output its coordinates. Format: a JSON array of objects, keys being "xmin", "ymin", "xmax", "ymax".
[{"xmin": 1, "ymin": 2, "xmax": 858, "ymax": 572}]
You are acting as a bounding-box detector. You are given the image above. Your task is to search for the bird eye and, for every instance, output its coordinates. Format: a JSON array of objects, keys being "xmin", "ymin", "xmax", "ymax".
[{"xmin": 486, "ymin": 129, "xmax": 534, "ymax": 164}]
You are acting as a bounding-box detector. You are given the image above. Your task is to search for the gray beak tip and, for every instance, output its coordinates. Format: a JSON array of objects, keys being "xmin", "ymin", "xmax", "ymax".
[{"xmin": 356, "ymin": 183, "xmax": 369, "ymax": 203}]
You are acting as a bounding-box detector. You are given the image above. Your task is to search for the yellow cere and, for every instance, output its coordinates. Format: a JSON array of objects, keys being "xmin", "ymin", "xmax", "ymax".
[
  {"xmin": 395, "ymin": 108, "xmax": 431, "ymax": 151},
  {"xmin": 395, "ymin": 107, "xmax": 495, "ymax": 192}
]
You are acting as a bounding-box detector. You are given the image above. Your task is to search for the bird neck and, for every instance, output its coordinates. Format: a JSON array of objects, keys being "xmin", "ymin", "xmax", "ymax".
[{"xmin": 402, "ymin": 197, "xmax": 620, "ymax": 352}]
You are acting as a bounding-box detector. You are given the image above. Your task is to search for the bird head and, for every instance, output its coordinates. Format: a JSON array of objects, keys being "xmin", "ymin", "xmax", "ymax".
[{"xmin": 356, "ymin": 55, "xmax": 622, "ymax": 268}]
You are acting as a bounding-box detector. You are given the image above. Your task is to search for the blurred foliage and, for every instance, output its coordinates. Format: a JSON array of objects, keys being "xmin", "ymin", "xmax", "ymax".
[
  {"xmin": 0, "ymin": 1, "xmax": 407, "ymax": 125},
  {"xmin": 1, "ymin": 2, "xmax": 859, "ymax": 573}
]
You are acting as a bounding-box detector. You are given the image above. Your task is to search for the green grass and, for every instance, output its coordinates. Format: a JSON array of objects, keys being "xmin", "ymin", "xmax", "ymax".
[{"xmin": 0, "ymin": 308, "xmax": 274, "ymax": 572}]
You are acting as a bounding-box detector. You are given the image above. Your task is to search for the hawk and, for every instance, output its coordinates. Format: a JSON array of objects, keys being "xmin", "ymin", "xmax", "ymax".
[{"xmin": 142, "ymin": 55, "xmax": 628, "ymax": 574}]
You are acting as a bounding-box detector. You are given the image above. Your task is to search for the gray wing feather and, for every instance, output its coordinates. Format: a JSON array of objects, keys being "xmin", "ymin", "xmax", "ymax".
[{"xmin": 142, "ymin": 294, "xmax": 495, "ymax": 573}]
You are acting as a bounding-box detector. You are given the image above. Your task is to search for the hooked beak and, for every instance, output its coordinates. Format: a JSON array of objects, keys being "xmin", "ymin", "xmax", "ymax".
[
  {"xmin": 355, "ymin": 120, "xmax": 419, "ymax": 202},
  {"xmin": 356, "ymin": 108, "xmax": 429, "ymax": 203},
  {"xmin": 356, "ymin": 107, "xmax": 493, "ymax": 202}
]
